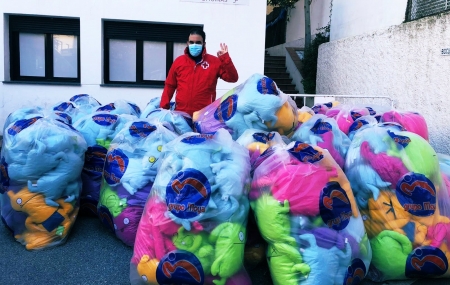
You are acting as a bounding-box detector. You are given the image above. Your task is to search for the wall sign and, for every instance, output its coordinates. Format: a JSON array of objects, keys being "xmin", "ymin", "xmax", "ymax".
[{"xmin": 181, "ymin": 0, "xmax": 249, "ymax": 5}]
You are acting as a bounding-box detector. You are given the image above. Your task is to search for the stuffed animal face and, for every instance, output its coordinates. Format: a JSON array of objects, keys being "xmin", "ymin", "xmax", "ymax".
[
  {"xmin": 99, "ymin": 184, "xmax": 127, "ymax": 217},
  {"xmin": 173, "ymin": 227, "xmax": 205, "ymax": 253},
  {"xmin": 136, "ymin": 255, "xmax": 159, "ymax": 284},
  {"xmin": 264, "ymin": 101, "xmax": 298, "ymax": 136}
]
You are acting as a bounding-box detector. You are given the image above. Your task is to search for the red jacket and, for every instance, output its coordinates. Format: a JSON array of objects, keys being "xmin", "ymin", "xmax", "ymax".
[{"xmin": 160, "ymin": 47, "xmax": 238, "ymax": 116}]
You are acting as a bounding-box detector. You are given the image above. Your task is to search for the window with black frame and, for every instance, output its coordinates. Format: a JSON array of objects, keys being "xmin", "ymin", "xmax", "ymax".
[
  {"xmin": 406, "ymin": 0, "xmax": 450, "ymax": 21},
  {"xmin": 103, "ymin": 20, "xmax": 202, "ymax": 87},
  {"xmin": 9, "ymin": 15, "xmax": 80, "ymax": 83}
]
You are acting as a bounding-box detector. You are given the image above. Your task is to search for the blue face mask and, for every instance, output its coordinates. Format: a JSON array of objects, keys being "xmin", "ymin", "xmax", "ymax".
[{"xmin": 189, "ymin": 44, "xmax": 203, "ymax": 57}]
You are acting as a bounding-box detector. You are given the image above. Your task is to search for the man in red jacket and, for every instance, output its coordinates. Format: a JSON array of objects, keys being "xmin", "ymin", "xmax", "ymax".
[{"xmin": 159, "ymin": 28, "xmax": 239, "ymax": 117}]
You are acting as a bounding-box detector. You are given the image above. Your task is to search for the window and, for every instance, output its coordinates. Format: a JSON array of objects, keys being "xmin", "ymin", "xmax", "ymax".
[
  {"xmin": 406, "ymin": 0, "xmax": 450, "ymax": 21},
  {"xmin": 103, "ymin": 20, "xmax": 202, "ymax": 86},
  {"xmin": 9, "ymin": 15, "xmax": 80, "ymax": 83}
]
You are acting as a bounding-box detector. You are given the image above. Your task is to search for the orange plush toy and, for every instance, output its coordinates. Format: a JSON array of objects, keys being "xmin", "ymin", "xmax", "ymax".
[{"xmin": 7, "ymin": 187, "xmax": 77, "ymax": 250}]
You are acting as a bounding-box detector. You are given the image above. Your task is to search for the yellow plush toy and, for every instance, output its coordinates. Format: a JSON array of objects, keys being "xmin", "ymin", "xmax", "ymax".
[
  {"xmin": 264, "ymin": 101, "xmax": 298, "ymax": 137},
  {"xmin": 136, "ymin": 255, "xmax": 159, "ymax": 284},
  {"xmin": 7, "ymin": 187, "xmax": 77, "ymax": 250}
]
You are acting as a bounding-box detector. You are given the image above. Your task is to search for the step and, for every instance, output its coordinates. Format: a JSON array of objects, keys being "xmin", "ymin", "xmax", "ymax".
[
  {"xmin": 264, "ymin": 72, "xmax": 291, "ymax": 79},
  {"xmin": 264, "ymin": 67, "xmax": 287, "ymax": 73},
  {"xmin": 271, "ymin": 78, "xmax": 293, "ymax": 85},
  {"xmin": 264, "ymin": 58, "xmax": 285, "ymax": 63},
  {"xmin": 264, "ymin": 62, "xmax": 286, "ymax": 68}
]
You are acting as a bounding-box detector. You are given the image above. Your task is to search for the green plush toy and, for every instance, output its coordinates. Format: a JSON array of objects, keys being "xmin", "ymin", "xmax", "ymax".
[
  {"xmin": 370, "ymin": 230, "xmax": 412, "ymax": 280},
  {"xmin": 172, "ymin": 227, "xmax": 215, "ymax": 275},
  {"xmin": 98, "ymin": 183, "xmax": 127, "ymax": 217},
  {"xmin": 208, "ymin": 222, "xmax": 246, "ymax": 285},
  {"xmin": 267, "ymin": 243, "xmax": 310, "ymax": 285},
  {"xmin": 251, "ymin": 193, "xmax": 297, "ymax": 246}
]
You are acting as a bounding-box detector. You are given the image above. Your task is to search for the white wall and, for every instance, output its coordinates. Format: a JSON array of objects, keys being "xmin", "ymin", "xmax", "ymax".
[
  {"xmin": 317, "ymin": 12, "xmax": 450, "ymax": 154},
  {"xmin": 0, "ymin": 0, "xmax": 266, "ymax": 133},
  {"xmin": 285, "ymin": 0, "xmax": 332, "ymax": 43},
  {"xmin": 330, "ymin": 0, "xmax": 408, "ymax": 41}
]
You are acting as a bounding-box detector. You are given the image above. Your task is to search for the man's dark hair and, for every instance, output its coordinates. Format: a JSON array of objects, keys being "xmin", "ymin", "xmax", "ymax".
[{"xmin": 189, "ymin": 27, "xmax": 206, "ymax": 42}]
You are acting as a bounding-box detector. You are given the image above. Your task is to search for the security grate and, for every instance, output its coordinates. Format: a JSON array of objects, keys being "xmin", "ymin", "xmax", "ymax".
[{"xmin": 407, "ymin": 0, "xmax": 450, "ymax": 21}]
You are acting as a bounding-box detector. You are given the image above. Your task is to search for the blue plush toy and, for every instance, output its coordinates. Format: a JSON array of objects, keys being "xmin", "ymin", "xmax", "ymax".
[
  {"xmin": 69, "ymin": 94, "xmax": 101, "ymax": 121},
  {"xmin": 143, "ymin": 108, "xmax": 193, "ymax": 135}
]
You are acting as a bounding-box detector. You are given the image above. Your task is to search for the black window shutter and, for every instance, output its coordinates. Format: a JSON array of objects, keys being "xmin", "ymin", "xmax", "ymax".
[
  {"xmin": 9, "ymin": 15, "xmax": 80, "ymax": 35},
  {"xmin": 104, "ymin": 20, "xmax": 202, "ymax": 42}
]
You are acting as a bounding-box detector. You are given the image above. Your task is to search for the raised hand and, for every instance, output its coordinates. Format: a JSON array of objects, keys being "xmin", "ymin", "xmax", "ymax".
[{"xmin": 217, "ymin": 43, "xmax": 228, "ymax": 56}]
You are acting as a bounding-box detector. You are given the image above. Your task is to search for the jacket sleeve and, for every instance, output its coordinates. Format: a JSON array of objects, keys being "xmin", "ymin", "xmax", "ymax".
[
  {"xmin": 160, "ymin": 63, "xmax": 178, "ymax": 109},
  {"xmin": 218, "ymin": 52, "xmax": 239, "ymax": 83}
]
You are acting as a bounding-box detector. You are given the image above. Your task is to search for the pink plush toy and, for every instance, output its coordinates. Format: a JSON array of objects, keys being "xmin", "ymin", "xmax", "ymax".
[
  {"xmin": 317, "ymin": 131, "xmax": 345, "ymax": 169},
  {"xmin": 132, "ymin": 197, "xmax": 180, "ymax": 264},
  {"xmin": 381, "ymin": 110, "xmax": 429, "ymax": 141},
  {"xmin": 426, "ymin": 222, "xmax": 450, "ymax": 249}
]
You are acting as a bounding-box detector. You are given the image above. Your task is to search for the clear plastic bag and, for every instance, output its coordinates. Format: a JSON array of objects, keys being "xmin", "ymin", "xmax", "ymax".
[
  {"xmin": 1, "ymin": 116, "xmax": 87, "ymax": 250},
  {"xmin": 97, "ymin": 119, "xmax": 178, "ymax": 246},
  {"xmin": 193, "ymin": 73, "xmax": 298, "ymax": 140},
  {"xmin": 130, "ymin": 128, "xmax": 252, "ymax": 285},
  {"xmin": 345, "ymin": 123, "xmax": 450, "ymax": 281},
  {"xmin": 380, "ymin": 109, "xmax": 429, "ymax": 141},
  {"xmin": 96, "ymin": 99, "xmax": 142, "ymax": 117},
  {"xmin": 249, "ymin": 141, "xmax": 371, "ymax": 285},
  {"xmin": 143, "ymin": 109, "xmax": 193, "ymax": 135}
]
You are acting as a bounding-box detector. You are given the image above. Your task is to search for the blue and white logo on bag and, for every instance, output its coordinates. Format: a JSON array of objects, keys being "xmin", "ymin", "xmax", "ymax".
[
  {"xmin": 257, "ymin": 77, "xmax": 279, "ymax": 95},
  {"xmin": 288, "ymin": 141, "xmax": 323, "ymax": 163},
  {"xmin": 156, "ymin": 251, "xmax": 204, "ymax": 285},
  {"xmin": 129, "ymin": 122, "xmax": 157, "ymax": 138},
  {"xmin": 70, "ymin": 94, "xmax": 89, "ymax": 102},
  {"xmin": 84, "ymin": 146, "xmax": 107, "ymax": 174},
  {"xmin": 0, "ymin": 157, "xmax": 9, "ymax": 194},
  {"xmin": 166, "ymin": 169, "xmax": 211, "ymax": 219},
  {"xmin": 310, "ymin": 119, "xmax": 332, "ymax": 134},
  {"xmin": 396, "ymin": 172, "xmax": 436, "ymax": 217},
  {"xmin": 349, "ymin": 120, "xmax": 369, "ymax": 134},
  {"xmin": 214, "ymin": 94, "xmax": 238, "ymax": 123},
  {"xmin": 92, "ymin": 114, "xmax": 118, "ymax": 126},
  {"xmin": 388, "ymin": 130, "xmax": 411, "ymax": 148},
  {"xmin": 53, "ymin": 102, "xmax": 74, "ymax": 112},
  {"xmin": 252, "ymin": 132, "xmax": 275, "ymax": 143},
  {"xmin": 181, "ymin": 133, "xmax": 215, "ymax": 145},
  {"xmin": 54, "ymin": 112, "xmax": 73, "ymax": 125},
  {"xmin": 104, "ymin": 148, "xmax": 129, "ymax": 185},
  {"xmin": 97, "ymin": 103, "xmax": 116, "ymax": 112},
  {"xmin": 380, "ymin": 122, "xmax": 406, "ymax": 131},
  {"xmin": 324, "ymin": 102, "xmax": 333, "ymax": 108},
  {"xmin": 366, "ymin": 107, "xmax": 376, "ymax": 116},
  {"xmin": 319, "ymin": 181, "xmax": 352, "ymax": 230},
  {"xmin": 405, "ymin": 246, "xmax": 448, "ymax": 278},
  {"xmin": 343, "ymin": 258, "xmax": 366, "ymax": 285},
  {"xmin": 128, "ymin": 103, "xmax": 141, "ymax": 115},
  {"xmin": 350, "ymin": 111, "xmax": 363, "ymax": 121},
  {"xmin": 7, "ymin": 116, "xmax": 42, "ymax": 136}
]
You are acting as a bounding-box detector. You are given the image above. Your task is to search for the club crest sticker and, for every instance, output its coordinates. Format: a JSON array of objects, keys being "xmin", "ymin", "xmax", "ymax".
[
  {"xmin": 181, "ymin": 133, "xmax": 215, "ymax": 145},
  {"xmin": 288, "ymin": 141, "xmax": 324, "ymax": 163},
  {"xmin": 92, "ymin": 114, "xmax": 118, "ymax": 126},
  {"xmin": 98, "ymin": 205, "xmax": 115, "ymax": 233},
  {"xmin": 129, "ymin": 122, "xmax": 157, "ymax": 138},
  {"xmin": 396, "ymin": 172, "xmax": 436, "ymax": 217},
  {"xmin": 366, "ymin": 106, "xmax": 376, "ymax": 116},
  {"xmin": 349, "ymin": 119, "xmax": 368, "ymax": 134},
  {"xmin": 214, "ymin": 94, "xmax": 238, "ymax": 123},
  {"xmin": 343, "ymin": 258, "xmax": 366, "ymax": 285},
  {"xmin": 104, "ymin": 148, "xmax": 129, "ymax": 185},
  {"xmin": 166, "ymin": 169, "xmax": 211, "ymax": 219},
  {"xmin": 310, "ymin": 119, "xmax": 332, "ymax": 134},
  {"xmin": 7, "ymin": 117, "xmax": 42, "ymax": 136},
  {"xmin": 350, "ymin": 111, "xmax": 363, "ymax": 121},
  {"xmin": 70, "ymin": 94, "xmax": 89, "ymax": 101},
  {"xmin": 388, "ymin": 130, "xmax": 411, "ymax": 148},
  {"xmin": 252, "ymin": 132, "xmax": 275, "ymax": 143},
  {"xmin": 128, "ymin": 103, "xmax": 141, "ymax": 115},
  {"xmin": 405, "ymin": 246, "xmax": 448, "ymax": 278},
  {"xmin": 53, "ymin": 102, "xmax": 75, "ymax": 112},
  {"xmin": 320, "ymin": 181, "xmax": 352, "ymax": 230},
  {"xmin": 54, "ymin": 112, "xmax": 73, "ymax": 125},
  {"xmin": 156, "ymin": 251, "xmax": 204, "ymax": 285},
  {"xmin": 324, "ymin": 102, "xmax": 333, "ymax": 108},
  {"xmin": 257, "ymin": 77, "xmax": 279, "ymax": 95},
  {"xmin": 97, "ymin": 103, "xmax": 116, "ymax": 112}
]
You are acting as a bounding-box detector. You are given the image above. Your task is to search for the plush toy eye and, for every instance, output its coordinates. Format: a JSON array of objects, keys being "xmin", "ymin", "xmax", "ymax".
[
  {"xmin": 239, "ymin": 231, "xmax": 245, "ymax": 242},
  {"xmin": 16, "ymin": 198, "xmax": 22, "ymax": 205},
  {"xmin": 149, "ymin": 156, "xmax": 156, "ymax": 163},
  {"xmin": 141, "ymin": 275, "xmax": 148, "ymax": 282},
  {"xmin": 157, "ymin": 145, "xmax": 162, "ymax": 152},
  {"xmin": 124, "ymin": 218, "xmax": 130, "ymax": 225}
]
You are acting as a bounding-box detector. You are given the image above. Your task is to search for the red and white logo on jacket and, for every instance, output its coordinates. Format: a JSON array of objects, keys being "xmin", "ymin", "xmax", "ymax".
[{"xmin": 201, "ymin": 61, "xmax": 209, "ymax": 69}]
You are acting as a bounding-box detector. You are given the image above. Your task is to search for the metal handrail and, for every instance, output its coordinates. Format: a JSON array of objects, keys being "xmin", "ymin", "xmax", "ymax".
[{"xmin": 287, "ymin": 94, "xmax": 395, "ymax": 108}]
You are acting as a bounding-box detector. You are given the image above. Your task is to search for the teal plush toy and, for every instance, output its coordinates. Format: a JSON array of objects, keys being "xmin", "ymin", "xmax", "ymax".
[
  {"xmin": 172, "ymin": 227, "xmax": 215, "ymax": 275},
  {"xmin": 370, "ymin": 230, "xmax": 412, "ymax": 280},
  {"xmin": 208, "ymin": 222, "xmax": 246, "ymax": 285}
]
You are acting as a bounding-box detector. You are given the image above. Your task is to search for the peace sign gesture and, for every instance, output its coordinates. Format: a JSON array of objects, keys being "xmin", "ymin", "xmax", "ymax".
[{"xmin": 217, "ymin": 43, "xmax": 228, "ymax": 57}]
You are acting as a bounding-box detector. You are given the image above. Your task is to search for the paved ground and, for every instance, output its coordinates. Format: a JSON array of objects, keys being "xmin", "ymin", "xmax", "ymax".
[{"xmin": 1, "ymin": 214, "xmax": 449, "ymax": 285}]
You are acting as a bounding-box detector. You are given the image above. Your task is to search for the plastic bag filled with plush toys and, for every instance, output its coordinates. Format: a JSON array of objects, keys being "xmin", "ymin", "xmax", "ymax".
[
  {"xmin": 97, "ymin": 118, "xmax": 178, "ymax": 246},
  {"xmin": 240, "ymin": 128, "xmax": 371, "ymax": 285},
  {"xmin": 0, "ymin": 111, "xmax": 87, "ymax": 250},
  {"xmin": 130, "ymin": 129, "xmax": 252, "ymax": 285}
]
